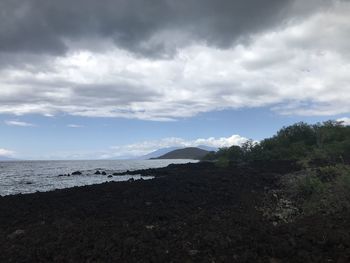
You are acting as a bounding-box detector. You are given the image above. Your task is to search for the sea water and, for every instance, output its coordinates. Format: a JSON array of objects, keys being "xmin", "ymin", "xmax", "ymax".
[{"xmin": 0, "ymin": 159, "xmax": 196, "ymax": 196}]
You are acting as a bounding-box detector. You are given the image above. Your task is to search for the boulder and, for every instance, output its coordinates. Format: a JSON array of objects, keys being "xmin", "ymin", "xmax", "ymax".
[
  {"xmin": 8, "ymin": 229, "xmax": 25, "ymax": 239},
  {"xmin": 58, "ymin": 174, "xmax": 71, "ymax": 177}
]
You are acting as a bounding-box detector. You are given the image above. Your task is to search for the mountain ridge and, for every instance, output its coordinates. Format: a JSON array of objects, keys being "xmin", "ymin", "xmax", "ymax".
[
  {"xmin": 137, "ymin": 145, "xmax": 217, "ymax": 160},
  {"xmin": 151, "ymin": 147, "xmax": 212, "ymax": 160}
]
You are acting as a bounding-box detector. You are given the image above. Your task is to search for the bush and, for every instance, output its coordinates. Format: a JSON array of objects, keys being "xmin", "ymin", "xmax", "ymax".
[
  {"xmin": 215, "ymin": 156, "xmax": 230, "ymax": 168},
  {"xmin": 202, "ymin": 120, "xmax": 350, "ymax": 164},
  {"xmin": 292, "ymin": 165, "xmax": 350, "ymax": 215},
  {"xmin": 297, "ymin": 173, "xmax": 325, "ymax": 198},
  {"xmin": 333, "ymin": 171, "xmax": 350, "ymax": 208},
  {"xmin": 316, "ymin": 164, "xmax": 350, "ymax": 182}
]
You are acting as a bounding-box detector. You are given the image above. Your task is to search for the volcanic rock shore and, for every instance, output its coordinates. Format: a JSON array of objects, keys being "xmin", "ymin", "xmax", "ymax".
[{"xmin": 0, "ymin": 161, "xmax": 349, "ymax": 262}]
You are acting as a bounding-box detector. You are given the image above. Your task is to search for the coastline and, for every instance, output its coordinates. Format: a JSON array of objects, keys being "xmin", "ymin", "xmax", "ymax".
[
  {"xmin": 1, "ymin": 161, "xmax": 349, "ymax": 262},
  {"xmin": 0, "ymin": 159, "xmax": 196, "ymax": 196}
]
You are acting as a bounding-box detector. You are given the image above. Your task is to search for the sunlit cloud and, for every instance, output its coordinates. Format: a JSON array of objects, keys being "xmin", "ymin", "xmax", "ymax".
[
  {"xmin": 0, "ymin": 148, "xmax": 14, "ymax": 157},
  {"xmin": 337, "ymin": 117, "xmax": 350, "ymax": 126},
  {"xmin": 5, "ymin": 120, "xmax": 35, "ymax": 127}
]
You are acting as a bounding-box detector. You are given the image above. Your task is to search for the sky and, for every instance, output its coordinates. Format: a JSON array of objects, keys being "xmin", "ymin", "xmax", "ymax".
[{"xmin": 0, "ymin": 0, "xmax": 349, "ymax": 160}]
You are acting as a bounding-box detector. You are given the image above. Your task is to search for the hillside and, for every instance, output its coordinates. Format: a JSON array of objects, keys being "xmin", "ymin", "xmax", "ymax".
[
  {"xmin": 152, "ymin": 147, "xmax": 211, "ymax": 160},
  {"xmin": 138, "ymin": 147, "xmax": 181, "ymax": 160},
  {"xmin": 140, "ymin": 146, "xmax": 217, "ymax": 160}
]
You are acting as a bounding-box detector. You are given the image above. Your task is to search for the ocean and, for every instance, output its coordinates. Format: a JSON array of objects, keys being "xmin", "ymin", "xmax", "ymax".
[{"xmin": 0, "ymin": 159, "xmax": 196, "ymax": 196}]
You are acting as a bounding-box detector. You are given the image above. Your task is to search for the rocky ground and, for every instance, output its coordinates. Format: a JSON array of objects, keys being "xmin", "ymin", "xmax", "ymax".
[{"xmin": 0, "ymin": 161, "xmax": 349, "ymax": 262}]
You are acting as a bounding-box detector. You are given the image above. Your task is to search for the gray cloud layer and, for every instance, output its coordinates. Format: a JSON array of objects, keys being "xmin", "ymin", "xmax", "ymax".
[
  {"xmin": 0, "ymin": 0, "xmax": 349, "ymax": 120},
  {"xmin": 0, "ymin": 0, "xmax": 315, "ymax": 56}
]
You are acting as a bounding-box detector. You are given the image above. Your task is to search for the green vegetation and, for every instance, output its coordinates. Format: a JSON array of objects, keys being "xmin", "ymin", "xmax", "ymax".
[
  {"xmin": 203, "ymin": 120, "xmax": 350, "ymax": 165},
  {"xmin": 296, "ymin": 172, "xmax": 325, "ymax": 198},
  {"xmin": 292, "ymin": 164, "xmax": 350, "ymax": 215},
  {"xmin": 203, "ymin": 120, "xmax": 350, "ymax": 215}
]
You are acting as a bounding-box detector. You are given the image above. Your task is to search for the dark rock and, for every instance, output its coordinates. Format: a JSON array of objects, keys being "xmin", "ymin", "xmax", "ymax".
[
  {"xmin": 107, "ymin": 175, "xmax": 113, "ymax": 178},
  {"xmin": 124, "ymin": 237, "xmax": 137, "ymax": 247},
  {"xmin": 203, "ymin": 231, "xmax": 218, "ymax": 243},
  {"xmin": 8, "ymin": 229, "xmax": 25, "ymax": 239},
  {"xmin": 269, "ymin": 258, "xmax": 282, "ymax": 263},
  {"xmin": 0, "ymin": 160, "xmax": 346, "ymax": 262},
  {"xmin": 289, "ymin": 237, "xmax": 297, "ymax": 247},
  {"xmin": 94, "ymin": 171, "xmax": 101, "ymax": 175},
  {"xmin": 188, "ymin": 250, "xmax": 199, "ymax": 256},
  {"xmin": 58, "ymin": 174, "xmax": 70, "ymax": 177},
  {"xmin": 101, "ymin": 171, "xmax": 107, "ymax": 175},
  {"xmin": 72, "ymin": 171, "xmax": 82, "ymax": 175}
]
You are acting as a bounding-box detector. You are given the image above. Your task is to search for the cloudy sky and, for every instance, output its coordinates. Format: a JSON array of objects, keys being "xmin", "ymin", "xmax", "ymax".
[{"xmin": 0, "ymin": 0, "xmax": 349, "ymax": 159}]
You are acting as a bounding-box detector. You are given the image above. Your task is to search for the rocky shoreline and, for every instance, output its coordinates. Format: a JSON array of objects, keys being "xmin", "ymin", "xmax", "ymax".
[{"xmin": 0, "ymin": 161, "xmax": 349, "ymax": 262}]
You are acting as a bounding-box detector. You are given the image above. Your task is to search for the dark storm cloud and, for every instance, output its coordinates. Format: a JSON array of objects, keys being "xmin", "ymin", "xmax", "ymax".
[{"xmin": 0, "ymin": 0, "xmax": 308, "ymax": 57}]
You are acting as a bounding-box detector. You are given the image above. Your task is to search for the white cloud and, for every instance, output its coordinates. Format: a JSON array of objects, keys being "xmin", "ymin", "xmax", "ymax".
[
  {"xmin": 0, "ymin": 2, "xmax": 349, "ymax": 120},
  {"xmin": 67, "ymin": 124, "xmax": 84, "ymax": 128},
  {"xmin": 192, "ymin": 135, "xmax": 249, "ymax": 148},
  {"xmin": 337, "ymin": 117, "xmax": 350, "ymax": 126},
  {"xmin": 36, "ymin": 134, "xmax": 248, "ymax": 160},
  {"xmin": 0, "ymin": 148, "xmax": 14, "ymax": 157},
  {"xmin": 5, "ymin": 120, "xmax": 35, "ymax": 127},
  {"xmin": 109, "ymin": 134, "xmax": 249, "ymax": 158}
]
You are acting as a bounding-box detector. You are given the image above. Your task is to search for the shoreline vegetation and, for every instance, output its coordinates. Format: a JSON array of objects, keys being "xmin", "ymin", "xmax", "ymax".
[{"xmin": 1, "ymin": 121, "xmax": 350, "ymax": 262}]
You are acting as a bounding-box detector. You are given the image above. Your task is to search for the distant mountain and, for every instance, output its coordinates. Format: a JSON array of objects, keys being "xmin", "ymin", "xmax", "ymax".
[
  {"xmin": 196, "ymin": 145, "xmax": 218, "ymax": 152},
  {"xmin": 138, "ymin": 147, "xmax": 181, "ymax": 160},
  {"xmin": 151, "ymin": 147, "xmax": 212, "ymax": 160},
  {"xmin": 139, "ymin": 145, "xmax": 218, "ymax": 160}
]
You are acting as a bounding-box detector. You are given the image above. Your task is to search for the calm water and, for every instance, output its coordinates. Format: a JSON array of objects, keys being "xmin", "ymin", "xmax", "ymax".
[{"xmin": 0, "ymin": 159, "xmax": 196, "ymax": 196}]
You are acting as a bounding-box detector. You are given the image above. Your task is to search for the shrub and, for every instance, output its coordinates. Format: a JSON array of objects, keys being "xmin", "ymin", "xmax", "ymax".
[
  {"xmin": 297, "ymin": 174, "xmax": 325, "ymax": 198},
  {"xmin": 333, "ymin": 171, "xmax": 350, "ymax": 208},
  {"xmin": 202, "ymin": 120, "xmax": 350, "ymax": 164},
  {"xmin": 215, "ymin": 156, "xmax": 230, "ymax": 168},
  {"xmin": 293, "ymin": 165, "xmax": 350, "ymax": 215},
  {"xmin": 316, "ymin": 164, "xmax": 350, "ymax": 182}
]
